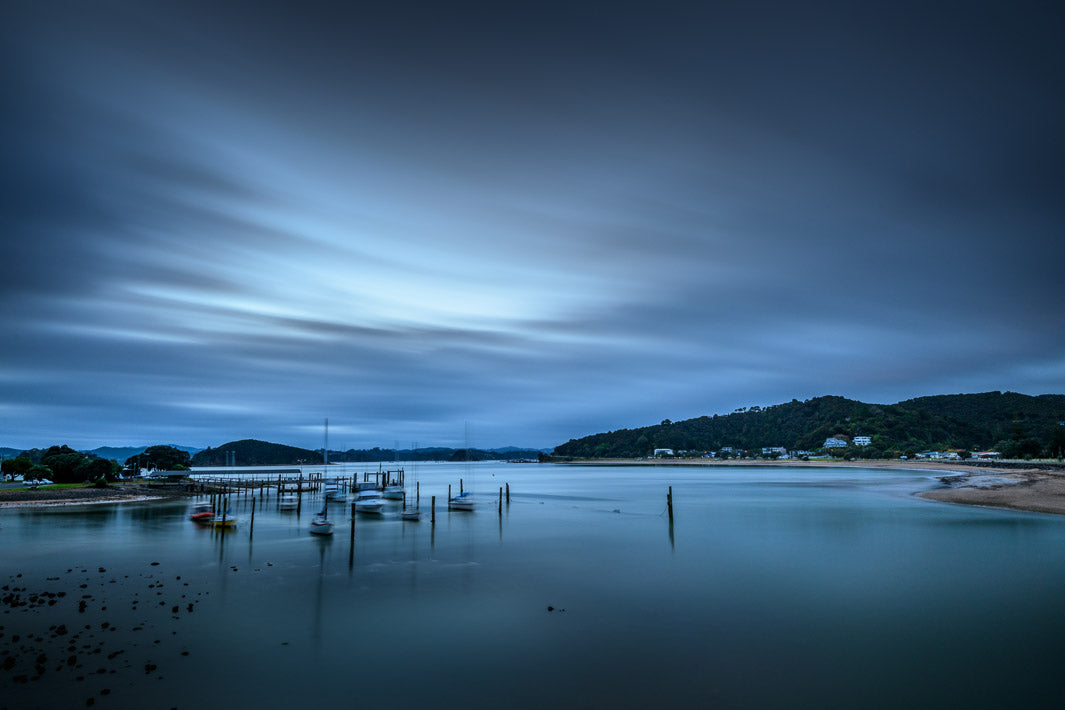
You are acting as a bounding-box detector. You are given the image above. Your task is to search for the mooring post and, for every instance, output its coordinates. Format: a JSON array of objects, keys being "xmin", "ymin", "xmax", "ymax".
[
  {"xmin": 460, "ymin": 478, "xmax": 464, "ymax": 495},
  {"xmin": 498, "ymin": 486, "xmax": 502, "ymax": 516},
  {"xmin": 667, "ymin": 486, "xmax": 674, "ymax": 523},
  {"xmin": 249, "ymin": 497, "xmax": 256, "ymax": 539},
  {"xmin": 506, "ymin": 482, "xmax": 510, "ymax": 505},
  {"xmin": 431, "ymin": 495, "xmax": 436, "ymax": 525},
  {"xmin": 448, "ymin": 484, "xmax": 451, "ymax": 503},
  {"xmin": 402, "ymin": 490, "xmax": 407, "ymax": 511},
  {"xmin": 416, "ymin": 481, "xmax": 420, "ymax": 508}
]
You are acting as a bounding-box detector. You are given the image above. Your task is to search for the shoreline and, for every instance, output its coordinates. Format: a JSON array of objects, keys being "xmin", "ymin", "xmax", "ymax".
[
  {"xmin": 0, "ymin": 483, "xmax": 192, "ymax": 509},
  {"xmin": 556, "ymin": 457, "xmax": 1065, "ymax": 517},
  {"xmin": 5, "ymin": 459, "xmax": 1065, "ymax": 517}
]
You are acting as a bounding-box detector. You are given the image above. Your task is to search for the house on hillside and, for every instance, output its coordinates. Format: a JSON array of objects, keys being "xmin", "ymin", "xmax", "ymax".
[
  {"xmin": 653, "ymin": 448, "xmax": 674, "ymax": 458},
  {"xmin": 762, "ymin": 446, "xmax": 788, "ymax": 457},
  {"xmin": 852, "ymin": 436, "xmax": 872, "ymax": 446},
  {"xmin": 823, "ymin": 437, "xmax": 849, "ymax": 449}
]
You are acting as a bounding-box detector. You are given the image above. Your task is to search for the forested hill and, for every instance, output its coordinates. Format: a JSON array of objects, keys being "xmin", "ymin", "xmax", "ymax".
[
  {"xmin": 552, "ymin": 392, "xmax": 1065, "ymax": 459},
  {"xmin": 191, "ymin": 440, "xmax": 545, "ymax": 466},
  {"xmin": 191, "ymin": 440, "xmax": 323, "ymax": 466}
]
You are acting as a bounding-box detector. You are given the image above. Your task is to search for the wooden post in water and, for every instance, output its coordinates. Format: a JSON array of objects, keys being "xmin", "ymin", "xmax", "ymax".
[
  {"xmin": 460, "ymin": 478, "xmax": 464, "ymax": 495},
  {"xmin": 506, "ymin": 482, "xmax": 510, "ymax": 505},
  {"xmin": 448, "ymin": 484, "xmax": 451, "ymax": 503},
  {"xmin": 667, "ymin": 486, "xmax": 674, "ymax": 523},
  {"xmin": 498, "ymin": 486, "xmax": 502, "ymax": 516},
  {"xmin": 249, "ymin": 497, "xmax": 256, "ymax": 539},
  {"xmin": 297, "ymin": 473, "xmax": 303, "ymax": 514},
  {"xmin": 431, "ymin": 495, "xmax": 436, "ymax": 525},
  {"xmin": 416, "ymin": 481, "xmax": 420, "ymax": 508}
]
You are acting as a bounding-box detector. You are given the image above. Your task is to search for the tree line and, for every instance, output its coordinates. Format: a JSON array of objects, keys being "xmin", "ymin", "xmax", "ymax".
[
  {"xmin": 1, "ymin": 445, "xmax": 191, "ymax": 484},
  {"xmin": 552, "ymin": 392, "xmax": 1065, "ymax": 460}
]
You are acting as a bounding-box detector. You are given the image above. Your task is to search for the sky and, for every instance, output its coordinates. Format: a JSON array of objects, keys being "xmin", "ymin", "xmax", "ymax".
[{"xmin": 2, "ymin": 1, "xmax": 1063, "ymax": 451}]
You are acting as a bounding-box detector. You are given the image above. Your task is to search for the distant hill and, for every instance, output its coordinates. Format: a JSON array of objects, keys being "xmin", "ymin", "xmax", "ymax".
[
  {"xmin": 192, "ymin": 440, "xmax": 323, "ymax": 467},
  {"xmin": 552, "ymin": 392, "xmax": 1065, "ymax": 460},
  {"xmin": 1, "ymin": 447, "xmax": 21, "ymax": 459},
  {"xmin": 190, "ymin": 441, "xmax": 547, "ymax": 466}
]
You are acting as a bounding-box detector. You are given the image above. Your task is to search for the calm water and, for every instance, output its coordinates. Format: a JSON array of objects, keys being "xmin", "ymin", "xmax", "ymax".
[{"xmin": 2, "ymin": 463, "xmax": 1064, "ymax": 709}]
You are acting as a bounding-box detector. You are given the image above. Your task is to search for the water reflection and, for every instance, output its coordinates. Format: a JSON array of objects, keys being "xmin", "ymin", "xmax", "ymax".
[{"xmin": 3, "ymin": 463, "xmax": 1065, "ymax": 709}]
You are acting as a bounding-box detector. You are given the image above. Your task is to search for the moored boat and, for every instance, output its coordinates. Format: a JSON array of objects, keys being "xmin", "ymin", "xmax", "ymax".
[
  {"xmin": 279, "ymin": 493, "xmax": 298, "ymax": 510},
  {"xmin": 189, "ymin": 502, "xmax": 214, "ymax": 523},
  {"xmin": 448, "ymin": 491, "xmax": 475, "ymax": 511},
  {"xmin": 212, "ymin": 515, "xmax": 238, "ymax": 529},
  {"xmin": 382, "ymin": 484, "xmax": 404, "ymax": 500},
  {"xmin": 354, "ymin": 482, "xmax": 385, "ymax": 514},
  {"xmin": 309, "ymin": 502, "xmax": 334, "ymax": 535}
]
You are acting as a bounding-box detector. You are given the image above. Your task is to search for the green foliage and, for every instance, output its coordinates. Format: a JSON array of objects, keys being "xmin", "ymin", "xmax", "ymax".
[
  {"xmin": 553, "ymin": 392, "xmax": 1065, "ymax": 459},
  {"xmin": 26, "ymin": 464, "xmax": 53, "ymax": 481},
  {"xmin": 1, "ymin": 456, "xmax": 32, "ymax": 480},
  {"xmin": 127, "ymin": 445, "xmax": 190, "ymax": 471},
  {"xmin": 191, "ymin": 440, "xmax": 323, "ymax": 467}
]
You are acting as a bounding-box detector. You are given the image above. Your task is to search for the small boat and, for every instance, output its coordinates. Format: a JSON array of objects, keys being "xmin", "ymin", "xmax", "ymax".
[
  {"xmin": 382, "ymin": 484, "xmax": 404, "ymax": 500},
  {"xmin": 189, "ymin": 502, "xmax": 214, "ymax": 524},
  {"xmin": 400, "ymin": 507, "xmax": 421, "ymax": 521},
  {"xmin": 278, "ymin": 493, "xmax": 298, "ymax": 510},
  {"xmin": 309, "ymin": 502, "xmax": 334, "ymax": 535},
  {"xmin": 354, "ymin": 483, "xmax": 385, "ymax": 514},
  {"xmin": 448, "ymin": 491, "xmax": 475, "ymax": 511},
  {"xmin": 212, "ymin": 515, "xmax": 238, "ymax": 529},
  {"xmin": 324, "ymin": 480, "xmax": 347, "ymax": 503}
]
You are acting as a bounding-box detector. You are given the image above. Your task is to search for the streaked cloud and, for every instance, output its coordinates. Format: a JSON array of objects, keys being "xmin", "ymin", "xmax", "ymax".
[{"xmin": 1, "ymin": 1, "xmax": 1062, "ymax": 450}]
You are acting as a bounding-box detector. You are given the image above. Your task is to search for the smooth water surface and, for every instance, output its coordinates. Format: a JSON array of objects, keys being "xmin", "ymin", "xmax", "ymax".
[{"xmin": 2, "ymin": 463, "xmax": 1064, "ymax": 709}]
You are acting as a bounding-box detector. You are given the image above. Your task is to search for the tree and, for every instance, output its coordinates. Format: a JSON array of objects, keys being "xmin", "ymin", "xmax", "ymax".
[
  {"xmin": 1, "ymin": 456, "xmax": 32, "ymax": 481},
  {"xmin": 128, "ymin": 445, "xmax": 190, "ymax": 471},
  {"xmin": 41, "ymin": 452, "xmax": 91, "ymax": 483},
  {"xmin": 25, "ymin": 464, "xmax": 53, "ymax": 482},
  {"xmin": 78, "ymin": 457, "xmax": 119, "ymax": 482}
]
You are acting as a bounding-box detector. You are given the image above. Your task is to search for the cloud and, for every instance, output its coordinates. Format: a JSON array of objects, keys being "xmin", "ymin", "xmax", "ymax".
[{"xmin": 1, "ymin": 1, "xmax": 1063, "ymax": 450}]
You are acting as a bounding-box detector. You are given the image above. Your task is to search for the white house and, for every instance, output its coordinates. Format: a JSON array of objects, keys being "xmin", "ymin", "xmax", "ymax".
[
  {"xmin": 762, "ymin": 446, "xmax": 787, "ymax": 456},
  {"xmin": 653, "ymin": 448, "xmax": 674, "ymax": 458},
  {"xmin": 852, "ymin": 436, "xmax": 872, "ymax": 446},
  {"xmin": 823, "ymin": 437, "xmax": 849, "ymax": 448}
]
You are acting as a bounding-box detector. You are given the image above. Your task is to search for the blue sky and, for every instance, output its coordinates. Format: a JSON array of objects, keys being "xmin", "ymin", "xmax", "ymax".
[{"xmin": 2, "ymin": 1, "xmax": 1063, "ymax": 450}]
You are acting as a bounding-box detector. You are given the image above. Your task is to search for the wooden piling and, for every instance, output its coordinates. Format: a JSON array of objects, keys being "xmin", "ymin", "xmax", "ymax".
[
  {"xmin": 667, "ymin": 486, "xmax": 674, "ymax": 523},
  {"xmin": 498, "ymin": 486, "xmax": 502, "ymax": 516},
  {"xmin": 460, "ymin": 478, "xmax": 464, "ymax": 495},
  {"xmin": 431, "ymin": 495, "xmax": 436, "ymax": 525},
  {"xmin": 506, "ymin": 482, "xmax": 510, "ymax": 504},
  {"xmin": 249, "ymin": 498, "xmax": 256, "ymax": 539},
  {"xmin": 416, "ymin": 481, "xmax": 420, "ymax": 508},
  {"xmin": 448, "ymin": 484, "xmax": 451, "ymax": 502}
]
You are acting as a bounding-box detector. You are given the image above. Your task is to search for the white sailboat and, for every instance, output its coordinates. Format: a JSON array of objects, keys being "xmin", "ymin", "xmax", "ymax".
[
  {"xmin": 449, "ymin": 425, "xmax": 475, "ymax": 511},
  {"xmin": 309, "ymin": 419, "xmax": 335, "ymax": 535},
  {"xmin": 309, "ymin": 501, "xmax": 334, "ymax": 535}
]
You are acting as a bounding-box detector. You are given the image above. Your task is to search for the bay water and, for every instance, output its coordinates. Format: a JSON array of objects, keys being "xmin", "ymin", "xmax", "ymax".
[{"xmin": 2, "ymin": 462, "xmax": 1064, "ymax": 709}]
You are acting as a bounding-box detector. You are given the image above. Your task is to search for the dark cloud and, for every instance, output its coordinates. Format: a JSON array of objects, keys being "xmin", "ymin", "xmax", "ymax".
[{"xmin": 1, "ymin": 1, "xmax": 1063, "ymax": 449}]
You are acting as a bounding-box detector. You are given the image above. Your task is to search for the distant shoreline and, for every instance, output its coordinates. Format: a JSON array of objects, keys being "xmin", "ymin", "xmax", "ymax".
[{"xmin": 555, "ymin": 457, "xmax": 1065, "ymax": 517}]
